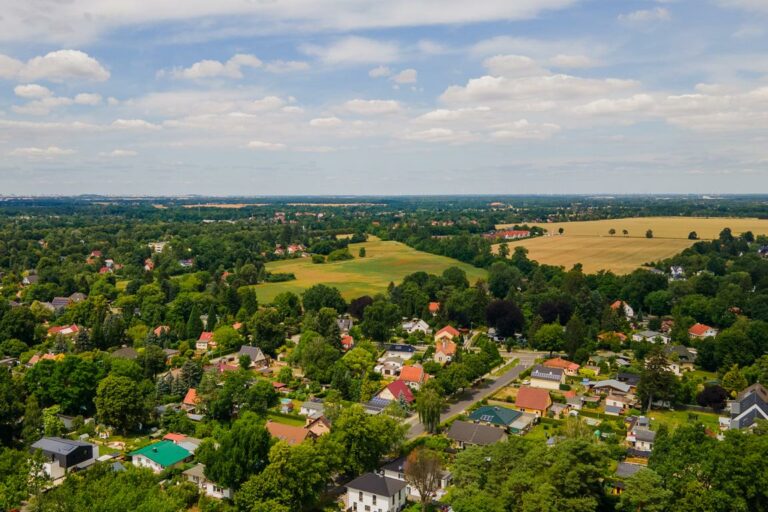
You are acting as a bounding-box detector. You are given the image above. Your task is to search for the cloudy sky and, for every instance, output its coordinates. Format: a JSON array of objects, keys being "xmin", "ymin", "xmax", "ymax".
[{"xmin": 0, "ymin": 0, "xmax": 767, "ymax": 195}]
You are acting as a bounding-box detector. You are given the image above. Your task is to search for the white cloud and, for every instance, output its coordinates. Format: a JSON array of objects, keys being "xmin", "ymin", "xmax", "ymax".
[
  {"xmin": 301, "ymin": 36, "xmax": 399, "ymax": 65},
  {"xmin": 247, "ymin": 140, "xmax": 286, "ymax": 150},
  {"xmin": 249, "ymin": 96, "xmax": 285, "ymax": 111},
  {"xmin": 549, "ymin": 54, "xmax": 596, "ymax": 68},
  {"xmin": 483, "ymin": 55, "xmax": 546, "ymax": 77},
  {"xmin": 104, "ymin": 149, "xmax": 138, "ymax": 157},
  {"xmin": 717, "ymin": 0, "xmax": 768, "ymax": 13},
  {"xmin": 618, "ymin": 7, "xmax": 671, "ymax": 24},
  {"xmin": 343, "ymin": 99, "xmax": 402, "ymax": 115},
  {"xmin": 369, "ymin": 65, "xmax": 392, "ymax": 78},
  {"xmin": 74, "ymin": 93, "xmax": 102, "ymax": 105},
  {"xmin": 14, "ymin": 84, "xmax": 52, "ymax": 99},
  {"xmin": 490, "ymin": 119, "xmax": 561, "ymax": 139},
  {"xmin": 417, "ymin": 107, "xmax": 492, "ymax": 122},
  {"xmin": 12, "ymin": 96, "xmax": 74, "ymax": 116},
  {"xmin": 403, "ymin": 128, "xmax": 476, "ymax": 144},
  {"xmin": 18, "ymin": 50, "xmax": 110, "ymax": 82},
  {"xmin": 0, "ymin": 54, "xmax": 24, "ymax": 78},
  {"xmin": 264, "ymin": 60, "xmax": 310, "ymax": 73},
  {"xmin": 111, "ymin": 119, "xmax": 161, "ymax": 130},
  {"xmin": 573, "ymin": 94, "xmax": 655, "ymax": 115},
  {"xmin": 417, "ymin": 40, "xmax": 447, "ymax": 55},
  {"xmin": 309, "ymin": 117, "xmax": 343, "ymax": 127},
  {"xmin": 282, "ymin": 106, "xmax": 305, "ymax": 114},
  {"xmin": 169, "ymin": 53, "xmax": 262, "ymax": 79},
  {"xmin": 391, "ymin": 68, "xmax": 418, "ymax": 84},
  {"xmin": 296, "ymin": 145, "xmax": 336, "ymax": 153},
  {"xmin": 9, "ymin": 146, "xmax": 76, "ymax": 157}
]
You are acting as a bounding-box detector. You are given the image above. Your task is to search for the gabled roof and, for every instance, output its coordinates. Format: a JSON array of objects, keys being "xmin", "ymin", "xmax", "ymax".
[
  {"xmin": 153, "ymin": 325, "xmax": 170, "ymax": 336},
  {"xmin": 469, "ymin": 405, "xmax": 522, "ymax": 426},
  {"xmin": 428, "ymin": 302, "xmax": 440, "ymax": 313},
  {"xmin": 435, "ymin": 339, "xmax": 457, "ymax": 356},
  {"xmin": 111, "ymin": 347, "xmax": 138, "ymax": 360},
  {"xmin": 346, "ymin": 472, "xmax": 407, "ymax": 497},
  {"xmin": 447, "ymin": 420, "xmax": 506, "ymax": 445},
  {"xmin": 265, "ymin": 421, "xmax": 312, "ymax": 445},
  {"xmin": 129, "ymin": 440, "xmax": 190, "ymax": 467},
  {"xmin": 31, "ymin": 437, "xmax": 92, "ymax": 455},
  {"xmin": 737, "ymin": 383, "xmax": 768, "ymax": 403},
  {"xmin": 515, "ymin": 386, "xmax": 552, "ymax": 411},
  {"xmin": 543, "ymin": 357, "xmax": 580, "ymax": 371},
  {"xmin": 183, "ymin": 388, "xmax": 199, "ymax": 406},
  {"xmin": 530, "ymin": 365, "xmax": 564, "ymax": 382},
  {"xmin": 399, "ymin": 364, "xmax": 426, "ymax": 383},
  {"xmin": 435, "ymin": 325, "xmax": 460, "ymax": 338},
  {"xmin": 688, "ymin": 323, "xmax": 714, "ymax": 336},
  {"xmin": 591, "ymin": 379, "xmax": 631, "ymax": 393},
  {"xmin": 163, "ymin": 433, "xmax": 187, "ymax": 442},
  {"xmin": 238, "ymin": 345, "xmax": 267, "ymax": 361},
  {"xmin": 198, "ymin": 332, "xmax": 214, "ymax": 342},
  {"xmin": 386, "ymin": 344, "xmax": 416, "ymax": 353},
  {"xmin": 385, "ymin": 380, "xmax": 414, "ymax": 403}
]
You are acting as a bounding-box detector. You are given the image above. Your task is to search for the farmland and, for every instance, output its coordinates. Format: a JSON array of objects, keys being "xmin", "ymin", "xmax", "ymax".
[
  {"xmin": 497, "ymin": 216, "xmax": 768, "ymax": 240},
  {"xmin": 493, "ymin": 216, "xmax": 768, "ymax": 274},
  {"xmin": 255, "ymin": 237, "xmax": 487, "ymax": 303}
]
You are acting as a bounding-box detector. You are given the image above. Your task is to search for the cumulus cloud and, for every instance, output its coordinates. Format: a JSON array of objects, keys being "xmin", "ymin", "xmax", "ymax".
[
  {"xmin": 369, "ymin": 65, "xmax": 392, "ymax": 77},
  {"xmin": 104, "ymin": 149, "xmax": 138, "ymax": 157},
  {"xmin": 309, "ymin": 117, "xmax": 343, "ymax": 127},
  {"xmin": 169, "ymin": 53, "xmax": 262, "ymax": 79},
  {"xmin": 417, "ymin": 107, "xmax": 492, "ymax": 122},
  {"xmin": 549, "ymin": 54, "xmax": 596, "ymax": 68},
  {"xmin": 618, "ymin": 7, "xmax": 671, "ymax": 24},
  {"xmin": 301, "ymin": 36, "xmax": 399, "ymax": 64},
  {"xmin": 14, "ymin": 84, "xmax": 52, "ymax": 98},
  {"xmin": 10, "ymin": 146, "xmax": 76, "ymax": 157},
  {"xmin": 249, "ymin": 96, "xmax": 285, "ymax": 111},
  {"xmin": 247, "ymin": 140, "xmax": 286, "ymax": 150},
  {"xmin": 343, "ymin": 99, "xmax": 402, "ymax": 115},
  {"xmin": 12, "ymin": 96, "xmax": 74, "ymax": 116},
  {"xmin": 111, "ymin": 119, "xmax": 161, "ymax": 130},
  {"xmin": 1, "ymin": 50, "xmax": 109, "ymax": 82},
  {"xmin": 483, "ymin": 55, "xmax": 546, "ymax": 77},
  {"xmin": 264, "ymin": 60, "xmax": 310, "ymax": 73},
  {"xmin": 573, "ymin": 94, "xmax": 655, "ymax": 115},
  {"xmin": 391, "ymin": 68, "xmax": 417, "ymax": 84},
  {"xmin": 490, "ymin": 119, "xmax": 561, "ymax": 140},
  {"xmin": 74, "ymin": 93, "xmax": 102, "ymax": 105},
  {"xmin": 403, "ymin": 128, "xmax": 475, "ymax": 144}
]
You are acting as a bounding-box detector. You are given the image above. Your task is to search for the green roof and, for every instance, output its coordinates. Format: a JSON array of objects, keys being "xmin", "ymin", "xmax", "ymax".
[
  {"xmin": 469, "ymin": 405, "xmax": 522, "ymax": 427},
  {"xmin": 129, "ymin": 441, "xmax": 190, "ymax": 467}
]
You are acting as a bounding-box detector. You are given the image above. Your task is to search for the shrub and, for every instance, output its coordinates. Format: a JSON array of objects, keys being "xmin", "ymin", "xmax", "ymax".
[{"xmin": 311, "ymin": 254, "xmax": 326, "ymax": 264}]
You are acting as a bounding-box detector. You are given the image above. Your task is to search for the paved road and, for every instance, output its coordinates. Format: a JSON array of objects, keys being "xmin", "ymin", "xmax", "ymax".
[{"xmin": 406, "ymin": 361, "xmax": 530, "ymax": 439}]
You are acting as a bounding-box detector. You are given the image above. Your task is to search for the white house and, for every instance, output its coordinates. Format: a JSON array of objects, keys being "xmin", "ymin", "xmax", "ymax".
[
  {"xmin": 529, "ymin": 365, "xmax": 565, "ymax": 390},
  {"xmin": 380, "ymin": 457, "xmax": 452, "ymax": 500},
  {"xmin": 401, "ymin": 318, "xmax": 431, "ymax": 335},
  {"xmin": 346, "ymin": 472, "xmax": 408, "ymax": 512},
  {"xmin": 184, "ymin": 463, "xmax": 232, "ymax": 499},
  {"xmin": 610, "ymin": 300, "xmax": 634, "ymax": 320},
  {"xmin": 129, "ymin": 441, "xmax": 191, "ymax": 474},
  {"xmin": 383, "ymin": 344, "xmax": 416, "ymax": 361},
  {"xmin": 632, "ymin": 330, "xmax": 670, "ymax": 344}
]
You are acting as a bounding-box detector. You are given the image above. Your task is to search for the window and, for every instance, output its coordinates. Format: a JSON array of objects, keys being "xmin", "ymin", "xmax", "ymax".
[
  {"xmin": 372, "ymin": 495, "xmax": 376, "ymax": 505},
  {"xmin": 359, "ymin": 491, "xmax": 363, "ymax": 501}
]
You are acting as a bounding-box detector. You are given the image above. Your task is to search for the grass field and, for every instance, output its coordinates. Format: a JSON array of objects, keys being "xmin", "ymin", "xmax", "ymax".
[
  {"xmin": 497, "ymin": 216, "xmax": 768, "ymax": 240},
  {"xmin": 493, "ymin": 216, "xmax": 768, "ymax": 274},
  {"xmin": 254, "ymin": 237, "xmax": 487, "ymax": 303}
]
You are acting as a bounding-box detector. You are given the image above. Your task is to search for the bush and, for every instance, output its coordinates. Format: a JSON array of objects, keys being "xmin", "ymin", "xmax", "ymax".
[
  {"xmin": 327, "ymin": 248, "xmax": 354, "ymax": 262},
  {"xmin": 311, "ymin": 254, "xmax": 326, "ymax": 264},
  {"xmin": 263, "ymin": 272, "xmax": 296, "ymax": 282},
  {"xmin": 559, "ymin": 383, "xmax": 571, "ymax": 391}
]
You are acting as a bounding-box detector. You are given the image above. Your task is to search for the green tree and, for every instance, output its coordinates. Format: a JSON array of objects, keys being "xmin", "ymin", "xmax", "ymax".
[
  {"xmin": 618, "ymin": 469, "xmax": 672, "ymax": 512},
  {"xmin": 95, "ymin": 374, "xmax": 151, "ymax": 433},
  {"xmin": 302, "ymin": 284, "xmax": 346, "ymax": 313},
  {"xmin": 416, "ymin": 388, "xmax": 443, "ymax": 434},
  {"xmin": 532, "ymin": 322, "xmax": 565, "ymax": 355},
  {"xmin": 358, "ymin": 247, "xmax": 366, "ymax": 258},
  {"xmin": 646, "ymin": 229, "xmax": 654, "ymax": 239},
  {"xmin": 721, "ymin": 364, "xmax": 747, "ymax": 396},
  {"xmin": 250, "ymin": 308, "xmax": 285, "ymax": 356},
  {"xmin": 638, "ymin": 347, "xmax": 678, "ymax": 411},
  {"xmin": 331, "ymin": 405, "xmax": 406, "ymax": 475},
  {"xmin": 186, "ymin": 305, "xmax": 204, "ymax": 339},
  {"xmin": 360, "ymin": 300, "xmax": 400, "ymax": 342},
  {"xmin": 42, "ymin": 405, "xmax": 65, "ymax": 437},
  {"xmin": 22, "ymin": 394, "xmax": 43, "ymax": 445}
]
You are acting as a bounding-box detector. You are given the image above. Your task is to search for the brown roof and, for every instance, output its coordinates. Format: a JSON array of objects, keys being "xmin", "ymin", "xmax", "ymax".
[
  {"xmin": 436, "ymin": 325, "xmax": 460, "ymax": 338},
  {"xmin": 515, "ymin": 386, "xmax": 552, "ymax": 412},
  {"xmin": 183, "ymin": 388, "xmax": 198, "ymax": 406},
  {"xmin": 688, "ymin": 323, "xmax": 714, "ymax": 336},
  {"xmin": 436, "ymin": 339, "xmax": 457, "ymax": 356},
  {"xmin": 543, "ymin": 357, "xmax": 580, "ymax": 372},
  {"xmin": 399, "ymin": 364, "xmax": 426, "ymax": 384},
  {"xmin": 265, "ymin": 421, "xmax": 314, "ymax": 445}
]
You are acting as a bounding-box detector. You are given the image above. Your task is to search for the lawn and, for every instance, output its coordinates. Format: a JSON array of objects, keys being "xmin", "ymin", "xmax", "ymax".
[
  {"xmin": 254, "ymin": 237, "xmax": 487, "ymax": 303},
  {"xmin": 645, "ymin": 408, "xmax": 721, "ymax": 431},
  {"xmin": 497, "ymin": 216, "xmax": 768, "ymax": 240}
]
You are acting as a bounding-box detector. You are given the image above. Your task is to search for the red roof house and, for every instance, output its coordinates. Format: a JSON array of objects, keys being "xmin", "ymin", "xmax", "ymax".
[
  {"xmin": 543, "ymin": 357, "xmax": 581, "ymax": 376},
  {"xmin": 341, "ymin": 335, "xmax": 355, "ymax": 351},
  {"xmin": 399, "ymin": 364, "xmax": 429, "ymax": 389},
  {"xmin": 428, "ymin": 302, "xmax": 440, "ymax": 315},
  {"xmin": 688, "ymin": 323, "xmax": 718, "ymax": 339},
  {"xmin": 515, "ymin": 386, "xmax": 552, "ymax": 417},
  {"xmin": 434, "ymin": 325, "xmax": 460, "ymax": 343},
  {"xmin": 183, "ymin": 388, "xmax": 199, "ymax": 410},
  {"xmin": 378, "ymin": 380, "xmax": 414, "ymax": 404}
]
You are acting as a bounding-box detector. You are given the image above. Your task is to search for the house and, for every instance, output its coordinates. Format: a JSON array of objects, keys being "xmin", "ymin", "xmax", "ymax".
[
  {"xmin": 237, "ymin": 345, "xmax": 269, "ymax": 368},
  {"xmin": 543, "ymin": 357, "xmax": 580, "ymax": 377},
  {"xmin": 23, "ymin": 273, "xmax": 39, "ymax": 286},
  {"xmin": 549, "ymin": 402, "xmax": 571, "ymax": 419},
  {"xmin": 196, "ymin": 332, "xmax": 214, "ymax": 351},
  {"xmin": 447, "ymin": 420, "xmax": 507, "ymax": 449},
  {"xmin": 384, "ymin": 344, "xmax": 416, "ymax": 361},
  {"xmin": 178, "ymin": 259, "xmax": 194, "ymax": 269},
  {"xmin": 434, "ymin": 325, "xmax": 460, "ymax": 344},
  {"xmin": 670, "ymin": 266, "xmax": 685, "ymax": 280},
  {"xmin": 51, "ymin": 296, "xmax": 72, "ymax": 312},
  {"xmin": 380, "ymin": 457, "xmax": 452, "ymax": 500},
  {"xmin": 529, "ymin": 365, "xmax": 565, "ymax": 390},
  {"xmin": 402, "ymin": 318, "xmax": 431, "ymax": 335},
  {"xmin": 434, "ymin": 339, "xmax": 457, "ymax": 365},
  {"xmin": 398, "ymin": 364, "xmax": 428, "ymax": 390},
  {"xmin": 184, "ymin": 464, "xmax": 232, "ymax": 499},
  {"xmin": 759, "ymin": 245, "xmax": 768, "ymax": 258},
  {"xmin": 129, "ymin": 441, "xmax": 191, "ymax": 473},
  {"xmin": 337, "ymin": 315, "xmax": 354, "ymax": 334},
  {"xmin": 47, "ymin": 324, "xmax": 80, "ymax": 338},
  {"xmin": 610, "ymin": 300, "xmax": 634, "ymax": 319},
  {"xmin": 305, "ymin": 416, "xmax": 332, "ymax": 437},
  {"xmin": 27, "ymin": 353, "xmax": 60, "ymax": 366},
  {"xmin": 632, "ymin": 330, "xmax": 670, "ymax": 344},
  {"xmin": 611, "ymin": 462, "xmax": 645, "ymax": 495},
  {"xmin": 428, "ymin": 302, "xmax": 440, "ymax": 316},
  {"xmin": 144, "ymin": 258, "xmax": 155, "ymax": 272},
  {"xmin": 617, "ymin": 372, "xmax": 641, "ymax": 389},
  {"xmin": 374, "ymin": 357, "xmax": 404, "ymax": 377},
  {"xmin": 468, "ymin": 405, "xmax": 522, "ymax": 428},
  {"xmin": 605, "ymin": 394, "xmax": 632, "ymax": 413},
  {"xmin": 508, "ymin": 412, "xmax": 538, "ymax": 435},
  {"xmin": 688, "ymin": 323, "xmax": 718, "ymax": 339},
  {"xmin": 363, "ymin": 397, "xmax": 392, "ymax": 415},
  {"xmin": 163, "ymin": 433, "xmax": 203, "ymax": 453},
  {"xmin": 663, "ymin": 345, "xmax": 697, "ymax": 375},
  {"xmin": 514, "ymin": 386, "xmax": 552, "ymax": 417},
  {"xmin": 632, "ymin": 428, "xmax": 656, "ymax": 453},
  {"xmin": 590, "ymin": 379, "xmax": 631, "ymax": 395},
  {"xmin": 31, "ymin": 437, "xmax": 98, "ymax": 480},
  {"xmin": 345, "ymin": 472, "xmax": 408, "ymax": 512},
  {"xmin": 182, "ymin": 388, "xmax": 199, "ymax": 412},
  {"xmin": 598, "ymin": 331, "xmax": 628, "ymax": 343},
  {"xmin": 341, "ymin": 335, "xmax": 355, "ymax": 351},
  {"xmin": 148, "ymin": 241, "xmax": 167, "ymax": 253},
  {"xmin": 378, "ymin": 380, "xmax": 414, "ymax": 405},
  {"xmin": 723, "ymin": 383, "xmax": 768, "ymax": 430},
  {"xmin": 111, "ymin": 346, "xmax": 138, "ymax": 360},
  {"xmin": 280, "ymin": 398, "xmax": 294, "ymax": 414},
  {"xmin": 265, "ymin": 420, "xmax": 316, "ymax": 445},
  {"xmin": 300, "ymin": 400, "xmax": 325, "ymax": 419}
]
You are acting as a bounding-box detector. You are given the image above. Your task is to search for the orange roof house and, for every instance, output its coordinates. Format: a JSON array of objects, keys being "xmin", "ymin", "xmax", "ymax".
[
  {"xmin": 543, "ymin": 357, "xmax": 581, "ymax": 376},
  {"xmin": 265, "ymin": 421, "xmax": 316, "ymax": 445},
  {"xmin": 183, "ymin": 388, "xmax": 199, "ymax": 409},
  {"xmin": 154, "ymin": 325, "xmax": 170, "ymax": 336},
  {"xmin": 47, "ymin": 324, "xmax": 80, "ymax": 337},
  {"xmin": 434, "ymin": 325, "xmax": 460, "ymax": 343},
  {"xmin": 428, "ymin": 302, "xmax": 441, "ymax": 315},
  {"xmin": 341, "ymin": 335, "xmax": 355, "ymax": 351},
  {"xmin": 399, "ymin": 364, "xmax": 429, "ymax": 389},
  {"xmin": 515, "ymin": 386, "xmax": 552, "ymax": 417},
  {"xmin": 688, "ymin": 323, "xmax": 718, "ymax": 339},
  {"xmin": 435, "ymin": 339, "xmax": 458, "ymax": 365}
]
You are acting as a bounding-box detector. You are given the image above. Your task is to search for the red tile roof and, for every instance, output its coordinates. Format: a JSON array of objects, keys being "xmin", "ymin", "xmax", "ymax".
[
  {"xmin": 544, "ymin": 357, "xmax": 580, "ymax": 372},
  {"xmin": 198, "ymin": 332, "xmax": 214, "ymax": 342},
  {"xmin": 428, "ymin": 302, "xmax": 440, "ymax": 313},
  {"xmin": 154, "ymin": 325, "xmax": 170, "ymax": 336},
  {"xmin": 385, "ymin": 380, "xmax": 414, "ymax": 403},
  {"xmin": 341, "ymin": 335, "xmax": 354, "ymax": 350},
  {"xmin": 183, "ymin": 388, "xmax": 198, "ymax": 406},
  {"xmin": 399, "ymin": 364, "xmax": 426, "ymax": 384},
  {"xmin": 436, "ymin": 339, "xmax": 457, "ymax": 356},
  {"xmin": 265, "ymin": 421, "xmax": 312, "ymax": 445},
  {"xmin": 515, "ymin": 386, "xmax": 552, "ymax": 412},
  {"xmin": 436, "ymin": 325, "xmax": 460, "ymax": 338},
  {"xmin": 688, "ymin": 323, "xmax": 714, "ymax": 336},
  {"xmin": 163, "ymin": 433, "xmax": 187, "ymax": 442}
]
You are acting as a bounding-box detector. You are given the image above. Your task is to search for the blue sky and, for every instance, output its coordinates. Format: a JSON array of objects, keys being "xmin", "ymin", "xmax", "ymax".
[{"xmin": 0, "ymin": 0, "xmax": 766, "ymax": 195}]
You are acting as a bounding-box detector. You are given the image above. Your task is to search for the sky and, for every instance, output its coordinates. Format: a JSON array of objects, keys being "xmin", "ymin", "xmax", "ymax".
[{"xmin": 0, "ymin": 0, "xmax": 767, "ymax": 196}]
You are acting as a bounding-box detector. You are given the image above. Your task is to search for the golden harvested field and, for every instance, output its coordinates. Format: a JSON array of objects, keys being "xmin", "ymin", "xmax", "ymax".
[
  {"xmin": 254, "ymin": 237, "xmax": 486, "ymax": 303},
  {"xmin": 493, "ymin": 236, "xmax": 694, "ymax": 274},
  {"xmin": 497, "ymin": 216, "xmax": 768, "ymax": 240}
]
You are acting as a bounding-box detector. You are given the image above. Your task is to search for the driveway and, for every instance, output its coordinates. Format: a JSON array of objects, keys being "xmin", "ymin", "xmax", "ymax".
[{"xmin": 406, "ymin": 362, "xmax": 529, "ymax": 439}]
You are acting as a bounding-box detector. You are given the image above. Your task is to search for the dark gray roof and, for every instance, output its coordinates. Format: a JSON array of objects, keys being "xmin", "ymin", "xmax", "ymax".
[
  {"xmin": 346, "ymin": 472, "xmax": 407, "ymax": 497},
  {"xmin": 380, "ymin": 456, "xmax": 407, "ymax": 473},
  {"xmin": 447, "ymin": 420, "xmax": 506, "ymax": 445},
  {"xmin": 238, "ymin": 345, "xmax": 267, "ymax": 361},
  {"xmin": 634, "ymin": 428, "xmax": 656, "ymax": 443},
  {"xmin": 531, "ymin": 365, "xmax": 564, "ymax": 382},
  {"xmin": 617, "ymin": 373, "xmax": 641, "ymax": 386},
  {"xmin": 615, "ymin": 462, "xmax": 644, "ymax": 478},
  {"xmin": 31, "ymin": 437, "xmax": 92, "ymax": 455},
  {"xmin": 385, "ymin": 344, "xmax": 416, "ymax": 353}
]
